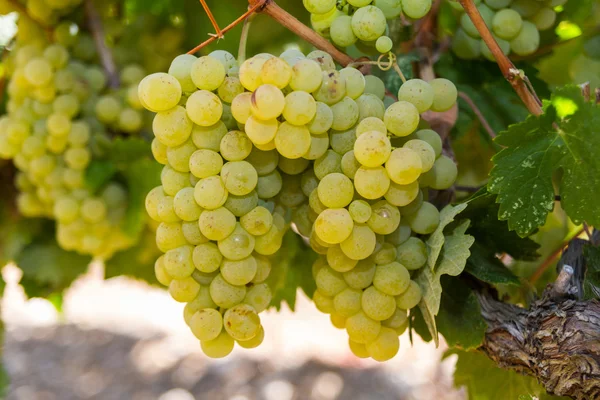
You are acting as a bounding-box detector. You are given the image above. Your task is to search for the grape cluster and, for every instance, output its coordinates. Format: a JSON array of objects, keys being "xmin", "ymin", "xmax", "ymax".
[
  {"xmin": 305, "ymin": 0, "xmax": 432, "ymax": 54},
  {"xmin": 449, "ymin": 0, "xmax": 568, "ymax": 59},
  {"xmin": 142, "ymin": 46, "xmax": 458, "ymax": 360},
  {"xmin": 0, "ymin": 14, "xmax": 154, "ymax": 258}
]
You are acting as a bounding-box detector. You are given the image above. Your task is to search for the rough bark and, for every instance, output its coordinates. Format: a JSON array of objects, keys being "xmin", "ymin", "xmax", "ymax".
[{"xmin": 478, "ymin": 238, "xmax": 600, "ymax": 399}]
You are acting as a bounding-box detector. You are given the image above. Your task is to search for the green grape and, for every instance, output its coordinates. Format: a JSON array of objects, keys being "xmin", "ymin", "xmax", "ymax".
[
  {"xmin": 278, "ymin": 175, "xmax": 306, "ymax": 208},
  {"xmin": 53, "ymin": 197, "xmax": 79, "ymax": 223},
  {"xmin": 314, "ymin": 70, "xmax": 347, "ymax": 105},
  {"xmin": 138, "ymin": 72, "xmax": 182, "ymax": 112},
  {"xmin": 404, "ymin": 139, "xmax": 435, "ymax": 172},
  {"xmin": 209, "ymin": 50, "xmax": 237, "ymax": 72},
  {"xmin": 327, "ymin": 245, "xmax": 359, "ymax": 272},
  {"xmin": 364, "ymin": 76, "xmax": 386, "ymax": 100},
  {"xmin": 343, "ymin": 258, "xmax": 375, "ymax": 289},
  {"xmin": 305, "ymin": 133, "xmax": 330, "ymax": 160},
  {"xmin": 402, "ymin": 0, "xmax": 432, "ymax": 19},
  {"xmin": 341, "ymin": 150, "xmax": 361, "ymax": 179},
  {"xmin": 169, "ymin": 276, "xmax": 201, "ymax": 302},
  {"xmin": 260, "ymin": 57, "xmax": 292, "ymax": 89},
  {"xmin": 373, "ymin": 261, "xmax": 410, "ymax": 296},
  {"xmin": 53, "ymin": 94, "xmax": 79, "ymax": 117},
  {"xmin": 385, "ymin": 147, "xmax": 422, "ymax": 185},
  {"xmin": 397, "ymin": 79, "xmax": 434, "ymax": 113},
  {"xmin": 283, "ymin": 91, "xmax": 317, "ymax": 126},
  {"xmin": 396, "ymin": 280, "xmax": 422, "ymax": 309},
  {"xmin": 340, "ymin": 224, "xmax": 377, "ymax": 260},
  {"xmin": 374, "ymin": 0, "xmax": 402, "ymax": 19},
  {"xmin": 189, "ymin": 308, "xmax": 223, "ymax": 341},
  {"xmin": 278, "ymin": 156, "xmax": 310, "ymax": 175},
  {"xmin": 221, "ymin": 256, "xmax": 257, "ymax": 286},
  {"xmin": 182, "ymin": 221, "xmax": 209, "ymax": 245},
  {"xmin": 218, "ymin": 131, "xmax": 251, "ymax": 161},
  {"xmin": 532, "ymin": 7, "xmax": 556, "ymax": 31},
  {"xmin": 384, "ymin": 181, "xmax": 419, "ymax": 207},
  {"xmin": 189, "ymin": 149, "xmax": 223, "ymax": 179},
  {"xmin": 452, "ymin": 28, "xmax": 482, "ymax": 59},
  {"xmin": 361, "ymin": 285, "xmax": 396, "ymax": 321},
  {"xmin": 239, "ymin": 56, "xmax": 268, "ymax": 91},
  {"xmin": 356, "ymin": 117, "xmax": 387, "ymax": 137},
  {"xmin": 190, "ymin": 56, "xmax": 226, "ymax": 91},
  {"xmin": 238, "ymin": 325, "xmax": 265, "ymax": 349},
  {"xmin": 398, "ymin": 188, "xmax": 424, "ymax": 215},
  {"xmin": 162, "ymin": 165, "xmax": 190, "ymax": 196},
  {"xmin": 330, "ymin": 313, "xmax": 346, "ymax": 329},
  {"xmin": 164, "ymin": 245, "xmax": 195, "ymax": 279},
  {"xmin": 254, "ymin": 223, "xmax": 284, "ymax": 256},
  {"xmin": 64, "ymin": 148, "xmax": 90, "ymax": 170},
  {"xmin": 373, "ymin": 243, "xmax": 397, "ymax": 265},
  {"xmin": 484, "ymin": 0, "xmax": 511, "ymax": 9},
  {"xmin": 165, "ymin": 140, "xmax": 195, "ymax": 172},
  {"xmin": 244, "ymin": 283, "xmax": 272, "ymax": 312},
  {"xmin": 279, "ymin": 48, "xmax": 305, "ymax": 66},
  {"xmin": 186, "ymin": 90, "xmax": 223, "ymax": 127},
  {"xmin": 481, "ymin": 35, "xmax": 511, "ymax": 61},
  {"xmin": 218, "ymin": 223, "xmax": 255, "ymax": 260},
  {"xmin": 290, "ymin": 59, "xmax": 323, "ymax": 93},
  {"xmin": 351, "ymin": 6, "xmax": 387, "ymax": 41},
  {"xmin": 118, "ymin": 108, "xmax": 143, "ymax": 133},
  {"xmin": 194, "ymin": 176, "xmax": 228, "ymax": 210},
  {"xmin": 316, "ymin": 266, "xmax": 348, "ymax": 297},
  {"xmin": 201, "ymin": 331, "xmax": 235, "ymax": 358},
  {"xmin": 419, "ymin": 155, "xmax": 457, "ymax": 190},
  {"xmin": 510, "ymin": 0, "xmax": 540, "ymax": 17},
  {"xmin": 240, "ymin": 206, "xmax": 273, "ymax": 236},
  {"xmin": 209, "ymin": 273, "xmax": 246, "ymax": 308},
  {"xmin": 46, "ymin": 113, "xmax": 70, "ymax": 137},
  {"xmin": 510, "ymin": 21, "xmax": 540, "ymax": 56},
  {"xmin": 315, "ymin": 208, "xmax": 354, "ymax": 244},
  {"xmin": 307, "ymin": 50, "xmax": 336, "ymax": 71},
  {"xmin": 157, "ymin": 195, "xmax": 180, "ymax": 223},
  {"xmin": 313, "ymin": 290, "xmax": 335, "ymax": 313},
  {"xmin": 349, "ymin": 339, "xmax": 370, "ymax": 358},
  {"xmin": 81, "ymin": 198, "xmax": 107, "ymax": 223},
  {"xmin": 300, "ymin": 170, "xmax": 319, "ymax": 197},
  {"xmin": 251, "ymin": 84, "xmax": 285, "ymax": 120},
  {"xmin": 330, "ymin": 96, "xmax": 359, "ymax": 131},
  {"xmin": 156, "ymin": 222, "xmax": 188, "ymax": 252},
  {"xmin": 257, "ymin": 170, "xmax": 283, "ymax": 199},
  {"xmin": 153, "ymin": 105, "xmax": 193, "ymax": 147},
  {"xmin": 404, "ymin": 201, "xmax": 439, "ymax": 234},
  {"xmin": 231, "ymin": 92, "xmax": 253, "ymax": 124},
  {"xmin": 198, "ymin": 207, "xmax": 237, "ymax": 240},
  {"xmin": 354, "ymin": 130, "xmax": 392, "ymax": 167},
  {"xmin": 168, "ymin": 54, "xmax": 197, "ymax": 92},
  {"xmin": 492, "ymin": 9, "xmax": 523, "ymax": 40},
  {"xmin": 155, "ymin": 256, "xmax": 173, "ymax": 286},
  {"xmin": 367, "ymin": 200, "xmax": 401, "ymax": 235},
  {"xmin": 223, "ymin": 304, "xmax": 261, "ymax": 341},
  {"xmin": 376, "ymin": 36, "xmax": 393, "ymax": 53},
  {"xmin": 414, "ymin": 129, "xmax": 442, "ymax": 157},
  {"xmin": 366, "ymin": 327, "xmax": 399, "ymax": 361},
  {"xmin": 224, "ymin": 191, "xmax": 258, "ymax": 217},
  {"xmin": 354, "ymin": 166, "xmax": 390, "ymax": 199},
  {"xmin": 382, "ymin": 307, "xmax": 407, "ymax": 330},
  {"xmin": 192, "ymin": 242, "xmax": 222, "ymax": 273},
  {"xmin": 308, "ymin": 102, "xmax": 334, "ymax": 134},
  {"xmin": 349, "ymin": 200, "xmax": 372, "ymax": 224},
  {"xmin": 220, "ymin": 161, "xmax": 258, "ymax": 196},
  {"xmin": 274, "ymin": 121, "xmax": 311, "ymax": 159},
  {"xmin": 331, "ymin": 15, "xmax": 358, "ymax": 48},
  {"xmin": 384, "ymin": 101, "xmax": 420, "ymax": 137},
  {"xmin": 346, "ymin": 311, "xmax": 381, "ymax": 344},
  {"xmin": 356, "ymin": 93, "xmax": 385, "ymax": 121},
  {"xmin": 333, "ymin": 287, "xmax": 362, "ymax": 317},
  {"xmin": 246, "ymin": 148, "xmax": 279, "ymax": 176},
  {"xmin": 174, "ymin": 187, "xmax": 202, "ymax": 221},
  {"xmin": 340, "ymin": 68, "xmax": 366, "ymax": 100},
  {"xmin": 218, "ymin": 76, "xmax": 245, "ymax": 104},
  {"xmin": 330, "ymin": 127, "xmax": 357, "ymax": 154},
  {"xmin": 24, "ymin": 57, "xmax": 53, "ymax": 87},
  {"xmin": 317, "ymin": 172, "xmax": 354, "ymax": 208},
  {"xmin": 303, "ymin": 0, "xmax": 336, "ymax": 14},
  {"xmin": 245, "ymin": 116, "xmax": 279, "ymax": 145}
]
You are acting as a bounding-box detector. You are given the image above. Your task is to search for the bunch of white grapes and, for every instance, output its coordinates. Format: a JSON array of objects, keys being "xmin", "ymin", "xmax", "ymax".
[
  {"xmin": 449, "ymin": 0, "xmax": 568, "ymax": 59},
  {"xmin": 141, "ymin": 44, "xmax": 458, "ymax": 360},
  {"xmin": 305, "ymin": 0, "xmax": 432, "ymax": 54},
  {"xmin": 0, "ymin": 14, "xmax": 151, "ymax": 258}
]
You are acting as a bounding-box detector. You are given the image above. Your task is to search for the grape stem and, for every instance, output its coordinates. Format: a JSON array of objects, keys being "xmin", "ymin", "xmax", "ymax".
[
  {"xmin": 84, "ymin": 0, "xmax": 120, "ymax": 89},
  {"xmin": 198, "ymin": 0, "xmax": 224, "ymax": 39},
  {"xmin": 457, "ymin": 0, "xmax": 543, "ymax": 116},
  {"xmin": 458, "ymin": 91, "xmax": 496, "ymax": 139},
  {"xmin": 237, "ymin": 13, "xmax": 256, "ymax": 64}
]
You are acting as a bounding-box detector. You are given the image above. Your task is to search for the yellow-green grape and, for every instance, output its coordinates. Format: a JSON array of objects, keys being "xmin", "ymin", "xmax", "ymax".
[
  {"xmin": 254, "ymin": 223, "xmax": 284, "ymax": 255},
  {"xmin": 532, "ymin": 7, "xmax": 556, "ymax": 31},
  {"xmin": 218, "ymin": 76, "xmax": 245, "ymax": 104},
  {"xmin": 231, "ymin": 92, "xmax": 252, "ymax": 125},
  {"xmin": 239, "ymin": 56, "xmax": 268, "ymax": 91},
  {"xmin": 201, "ymin": 331, "xmax": 235, "ymax": 358},
  {"xmin": 396, "ymin": 280, "xmax": 422, "ymax": 309},
  {"xmin": 138, "ymin": 72, "xmax": 182, "ymax": 112},
  {"xmin": 330, "ymin": 96, "xmax": 359, "ymax": 131},
  {"xmin": 356, "ymin": 117, "xmax": 387, "ymax": 137},
  {"xmin": 164, "ymin": 245, "xmax": 195, "ymax": 279},
  {"xmin": 220, "ymin": 161, "xmax": 258, "ymax": 196},
  {"xmin": 402, "ymin": 0, "xmax": 432, "ymax": 19},
  {"xmin": 274, "ymin": 121, "xmax": 311, "ymax": 159},
  {"xmin": 174, "ymin": 187, "xmax": 202, "ymax": 221},
  {"xmin": 118, "ymin": 108, "xmax": 143, "ymax": 133},
  {"xmin": 330, "ymin": 15, "xmax": 358, "ymax": 48},
  {"xmin": 244, "ymin": 282, "xmax": 272, "ymax": 312},
  {"xmin": 354, "ymin": 166, "xmax": 390, "ymax": 199},
  {"xmin": 309, "ymin": 189, "xmax": 327, "ymax": 215},
  {"xmin": 153, "ymin": 105, "xmax": 193, "ymax": 147},
  {"xmin": 376, "ymin": 36, "xmax": 393, "ymax": 54},
  {"xmin": 429, "ymin": 78, "xmax": 457, "ymax": 112},
  {"xmin": 340, "ymin": 224, "xmax": 377, "ymax": 260},
  {"xmin": 313, "ymin": 290, "xmax": 334, "ymax": 313},
  {"xmin": 374, "ymin": 243, "xmax": 397, "ymax": 265},
  {"xmin": 238, "ymin": 325, "xmax": 265, "ymax": 349},
  {"xmin": 330, "ymin": 313, "xmax": 347, "ymax": 329},
  {"xmin": 283, "ymin": 91, "xmax": 317, "ymax": 126},
  {"xmin": 241, "ymin": 206, "xmax": 273, "ymax": 236},
  {"xmin": 304, "ymin": 132, "xmax": 330, "ymax": 160},
  {"xmin": 404, "ymin": 201, "xmax": 440, "ymax": 234},
  {"xmin": 279, "ymin": 48, "xmax": 305, "ymax": 66},
  {"xmin": 349, "ymin": 200, "xmax": 372, "ymax": 223},
  {"xmin": 209, "ymin": 273, "xmax": 246, "ymax": 308},
  {"xmin": 327, "ymin": 245, "xmax": 359, "ymax": 272},
  {"xmin": 244, "ymin": 116, "xmax": 278, "ymax": 145},
  {"xmin": 223, "ymin": 304, "xmax": 261, "ymax": 341},
  {"xmin": 384, "ymin": 101, "xmax": 420, "ymax": 137},
  {"xmin": 260, "ymin": 57, "xmax": 292, "ymax": 89},
  {"xmin": 346, "ymin": 311, "xmax": 381, "ymax": 344},
  {"xmin": 404, "ymin": 139, "xmax": 435, "ymax": 173},
  {"xmin": 397, "ymin": 79, "xmax": 434, "ymax": 114},
  {"xmin": 198, "ymin": 207, "xmax": 237, "ymax": 241},
  {"xmin": 161, "ymin": 165, "xmax": 190, "ymax": 196},
  {"xmin": 168, "ymin": 54, "xmax": 197, "ymax": 92},
  {"xmin": 385, "ymin": 147, "xmax": 422, "ymax": 185},
  {"xmin": 311, "ymin": 8, "xmax": 341, "ymax": 39},
  {"xmin": 165, "ymin": 140, "xmax": 195, "ymax": 172},
  {"xmin": 192, "ymin": 242, "xmax": 223, "ymax": 273},
  {"xmin": 246, "ymin": 148, "xmax": 279, "ymax": 176},
  {"xmin": 64, "ymin": 147, "xmax": 90, "ymax": 170},
  {"xmin": 330, "ymin": 127, "xmax": 357, "ymax": 154},
  {"xmin": 510, "ymin": 21, "xmax": 540, "ymax": 56},
  {"xmin": 492, "ymin": 9, "xmax": 523, "ymax": 40},
  {"xmin": 256, "ymin": 170, "xmax": 283, "ymax": 199},
  {"xmin": 189, "ymin": 308, "xmax": 223, "ymax": 341},
  {"xmin": 190, "ymin": 122, "xmax": 226, "ymax": 152},
  {"xmin": 209, "ymin": 50, "xmax": 238, "ymax": 71},
  {"xmin": 343, "ymin": 258, "xmax": 376, "ymax": 289},
  {"xmin": 278, "ymin": 156, "xmax": 310, "ymax": 175},
  {"xmin": 349, "ymin": 339, "xmax": 370, "ymax": 358},
  {"xmin": 354, "ymin": 130, "xmax": 392, "ymax": 168},
  {"xmin": 350, "ymin": 5, "xmax": 387, "ymax": 41},
  {"xmin": 53, "ymin": 94, "xmax": 79, "ymax": 117},
  {"xmin": 452, "ymin": 28, "xmax": 482, "ymax": 59},
  {"xmin": 190, "ymin": 56, "xmax": 226, "ymax": 91},
  {"xmin": 194, "ymin": 176, "xmax": 228, "ymax": 210},
  {"xmin": 313, "ymin": 70, "xmax": 346, "ymax": 105},
  {"xmin": 308, "ymin": 102, "xmax": 334, "ymax": 134},
  {"xmin": 219, "ymin": 130, "xmax": 252, "ymax": 161},
  {"xmin": 356, "ymin": 93, "xmax": 386, "ymax": 121},
  {"xmin": 373, "ymin": 261, "xmax": 410, "ymax": 296},
  {"xmin": 333, "ymin": 287, "xmax": 363, "ymax": 317},
  {"xmin": 53, "ymin": 196, "xmax": 78, "ymax": 223},
  {"xmin": 317, "ymin": 172, "xmax": 354, "ymax": 208},
  {"xmin": 24, "ymin": 57, "xmax": 53, "ymax": 87},
  {"xmin": 315, "ymin": 208, "xmax": 354, "ymax": 244},
  {"xmin": 290, "ymin": 59, "xmax": 323, "ymax": 93},
  {"xmin": 384, "ymin": 181, "xmax": 419, "ymax": 207},
  {"xmin": 316, "ymin": 266, "xmax": 348, "ymax": 297},
  {"xmin": 158, "ymin": 196, "xmax": 179, "ymax": 223},
  {"xmin": 368, "ymin": 200, "xmax": 401, "ymax": 235},
  {"xmin": 251, "ymin": 84, "xmax": 285, "ymax": 121},
  {"xmin": 361, "ymin": 286, "xmax": 396, "ymax": 321},
  {"xmin": 218, "ymin": 223, "xmax": 255, "ymax": 260},
  {"xmin": 169, "ymin": 276, "xmax": 201, "ymax": 302},
  {"xmin": 186, "ymin": 90, "xmax": 223, "ymax": 127},
  {"xmin": 339, "ymin": 67, "xmax": 366, "ymax": 100},
  {"xmin": 414, "ymin": 129, "xmax": 442, "ymax": 157},
  {"xmin": 182, "ymin": 220, "xmax": 209, "ymax": 245},
  {"xmin": 46, "ymin": 113, "xmax": 70, "ymax": 137},
  {"xmin": 366, "ymin": 327, "xmax": 399, "ymax": 361},
  {"xmin": 307, "ymin": 50, "xmax": 336, "ymax": 71},
  {"xmin": 155, "ymin": 256, "xmax": 173, "ymax": 287},
  {"xmin": 364, "ymin": 75, "xmax": 386, "ymax": 100},
  {"xmin": 156, "ymin": 222, "xmax": 188, "ymax": 252},
  {"xmin": 189, "ymin": 149, "xmax": 223, "ymax": 179},
  {"xmin": 420, "ymin": 155, "xmax": 458, "ymax": 190},
  {"xmin": 221, "ymin": 256, "xmax": 257, "ymax": 286},
  {"xmin": 303, "ymin": 0, "xmax": 336, "ymax": 14}
]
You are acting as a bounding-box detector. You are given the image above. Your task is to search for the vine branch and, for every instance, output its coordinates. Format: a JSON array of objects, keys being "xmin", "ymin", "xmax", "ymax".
[
  {"xmin": 458, "ymin": 91, "xmax": 496, "ymax": 139},
  {"xmin": 84, "ymin": 0, "xmax": 120, "ymax": 88},
  {"xmin": 457, "ymin": 0, "xmax": 543, "ymax": 116},
  {"xmin": 198, "ymin": 0, "xmax": 223, "ymax": 39}
]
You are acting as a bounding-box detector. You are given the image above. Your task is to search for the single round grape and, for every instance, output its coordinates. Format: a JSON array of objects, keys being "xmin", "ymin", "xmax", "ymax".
[
  {"xmin": 402, "ymin": 0, "xmax": 432, "ymax": 19},
  {"xmin": 260, "ymin": 57, "xmax": 292, "ymax": 89},
  {"xmin": 219, "ymin": 130, "xmax": 252, "ymax": 161},
  {"xmin": 274, "ymin": 121, "xmax": 311, "ymax": 159},
  {"xmin": 404, "ymin": 201, "xmax": 440, "ymax": 235},
  {"xmin": 385, "ymin": 181, "xmax": 419, "ymax": 207},
  {"xmin": 201, "ymin": 331, "xmax": 234, "ymax": 358},
  {"xmin": 327, "ymin": 245, "xmax": 359, "ymax": 273},
  {"xmin": 168, "ymin": 54, "xmax": 197, "ymax": 92},
  {"xmin": 361, "ymin": 286, "xmax": 396, "ymax": 321},
  {"xmin": 404, "ymin": 139, "xmax": 436, "ymax": 172},
  {"xmin": 138, "ymin": 72, "xmax": 182, "ymax": 112},
  {"xmin": 183, "ymin": 221, "xmax": 209, "ymax": 245},
  {"xmin": 218, "ymin": 223, "xmax": 255, "ymax": 261},
  {"xmin": 317, "ymin": 173, "xmax": 354, "ymax": 208},
  {"xmin": 193, "ymin": 242, "xmax": 222, "ymax": 273},
  {"xmin": 283, "ymin": 91, "xmax": 317, "ymax": 126},
  {"xmin": 240, "ymin": 206, "xmax": 273, "ymax": 236},
  {"xmin": 279, "ymin": 157, "xmax": 310, "ymax": 176},
  {"xmin": 354, "ymin": 130, "xmax": 392, "ymax": 168},
  {"xmin": 244, "ymin": 282, "xmax": 272, "ymax": 312},
  {"xmin": 356, "ymin": 93, "xmax": 386, "ymax": 121},
  {"xmin": 368, "ymin": 200, "xmax": 401, "ymax": 235},
  {"xmin": 419, "ymin": 155, "xmax": 457, "ymax": 190},
  {"xmin": 532, "ymin": 7, "xmax": 556, "ymax": 31},
  {"xmin": 153, "ymin": 106, "xmax": 193, "ymax": 147},
  {"xmin": 155, "ymin": 256, "xmax": 172, "ymax": 287},
  {"xmin": 223, "ymin": 304, "xmax": 261, "ymax": 341},
  {"xmin": 510, "ymin": 21, "xmax": 540, "ymax": 56},
  {"xmin": 290, "ymin": 59, "xmax": 323, "ymax": 93},
  {"xmin": 333, "ymin": 287, "xmax": 362, "ymax": 317},
  {"xmin": 385, "ymin": 148, "xmax": 422, "ymax": 185},
  {"xmin": 224, "ymin": 191, "xmax": 258, "ymax": 217},
  {"xmin": 376, "ymin": 36, "xmax": 393, "ymax": 53},
  {"xmin": 174, "ymin": 187, "xmax": 202, "ymax": 221},
  {"xmin": 190, "ymin": 55, "xmax": 226, "ymax": 91},
  {"xmin": 396, "ymin": 280, "xmax": 422, "ymax": 309},
  {"xmin": 481, "ymin": 35, "xmax": 511, "ymax": 61},
  {"xmin": 492, "ymin": 9, "xmax": 523, "ymax": 40},
  {"xmin": 340, "ymin": 224, "xmax": 377, "ymax": 260},
  {"xmin": 414, "ymin": 129, "xmax": 442, "ymax": 157},
  {"xmin": 343, "ymin": 259, "xmax": 376, "ymax": 289},
  {"xmin": 307, "ymin": 50, "xmax": 336, "ymax": 71},
  {"xmin": 189, "ymin": 308, "xmax": 222, "ymax": 341},
  {"xmin": 257, "ymin": 170, "xmax": 283, "ymax": 199},
  {"xmin": 304, "ymin": 133, "xmax": 330, "ymax": 160},
  {"xmin": 313, "ymin": 290, "xmax": 334, "ymax": 313},
  {"xmin": 303, "ymin": 0, "xmax": 336, "ymax": 14},
  {"xmin": 251, "ymin": 84, "xmax": 285, "ymax": 121},
  {"xmin": 189, "ymin": 149, "xmax": 223, "ymax": 179},
  {"xmin": 384, "ymin": 101, "xmax": 420, "ymax": 137},
  {"xmin": 186, "ymin": 90, "xmax": 223, "ymax": 127},
  {"xmin": 199, "ymin": 207, "xmax": 236, "ymax": 241},
  {"xmin": 221, "ymin": 161, "xmax": 258, "ymax": 196},
  {"xmin": 398, "ymin": 79, "xmax": 434, "ymax": 113},
  {"xmin": 341, "ymin": 150, "xmax": 361, "ymax": 180},
  {"xmin": 253, "ymin": 224, "xmax": 284, "ymax": 256},
  {"xmin": 366, "ymin": 327, "xmax": 399, "ymax": 361},
  {"xmin": 339, "ymin": 68, "xmax": 366, "ymax": 100},
  {"xmin": 346, "ymin": 311, "xmax": 381, "ymax": 344},
  {"xmin": 316, "ymin": 266, "xmax": 348, "ymax": 297},
  {"xmin": 308, "ymin": 102, "xmax": 334, "ymax": 134},
  {"xmin": 313, "ymin": 70, "xmax": 346, "ymax": 105},
  {"xmin": 169, "ymin": 276, "xmax": 201, "ymax": 303},
  {"xmin": 315, "ymin": 208, "xmax": 354, "ymax": 244},
  {"xmin": 221, "ymin": 256, "xmax": 257, "ymax": 286},
  {"xmin": 349, "ymin": 339, "xmax": 370, "ymax": 358},
  {"xmin": 209, "ymin": 273, "xmax": 246, "ymax": 309},
  {"xmin": 330, "ymin": 96, "xmax": 359, "ymax": 131},
  {"xmin": 373, "ymin": 261, "xmax": 410, "ymax": 296},
  {"xmin": 351, "ymin": 6, "xmax": 387, "ymax": 42},
  {"xmin": 191, "ymin": 121, "xmax": 227, "ymax": 151},
  {"xmin": 279, "ymin": 48, "xmax": 305, "ymax": 66},
  {"xmin": 218, "ymin": 76, "xmax": 245, "ymax": 104},
  {"xmin": 24, "ymin": 57, "xmax": 53, "ymax": 87},
  {"xmin": 356, "ymin": 117, "xmax": 387, "ymax": 137},
  {"xmin": 364, "ymin": 75, "xmax": 386, "ymax": 100},
  {"xmin": 194, "ymin": 176, "xmax": 228, "ymax": 210},
  {"xmin": 164, "ymin": 245, "xmax": 195, "ymax": 279},
  {"xmin": 331, "ymin": 15, "xmax": 358, "ymax": 48}
]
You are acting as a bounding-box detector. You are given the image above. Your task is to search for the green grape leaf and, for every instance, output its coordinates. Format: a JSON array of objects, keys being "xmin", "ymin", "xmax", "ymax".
[
  {"xmin": 16, "ymin": 236, "xmax": 92, "ymax": 298},
  {"xmin": 410, "ymin": 306, "xmax": 433, "ymax": 343},
  {"xmin": 488, "ymin": 86, "xmax": 600, "ymax": 237},
  {"xmin": 466, "ymin": 242, "xmax": 520, "ymax": 286},
  {"xmin": 104, "ymin": 226, "xmax": 161, "ymax": 285},
  {"xmin": 451, "ymin": 349, "xmax": 568, "ymax": 400},
  {"xmin": 427, "ymin": 203, "xmax": 468, "ymax": 270},
  {"xmin": 436, "ymin": 276, "xmax": 487, "ymax": 350},
  {"xmin": 415, "ymin": 226, "xmax": 475, "ymax": 344},
  {"xmin": 86, "ymin": 160, "xmax": 117, "ymax": 193},
  {"xmin": 463, "ymin": 190, "xmax": 540, "ymax": 261},
  {"xmin": 122, "ymin": 159, "xmax": 162, "ymax": 238},
  {"xmin": 583, "ymin": 244, "xmax": 600, "ymax": 300},
  {"xmin": 110, "ymin": 137, "xmax": 153, "ymax": 165},
  {"xmin": 268, "ymin": 231, "xmax": 317, "ymax": 311}
]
